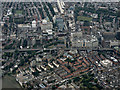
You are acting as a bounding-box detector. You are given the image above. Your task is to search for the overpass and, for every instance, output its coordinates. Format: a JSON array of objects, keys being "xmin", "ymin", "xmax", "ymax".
[
  {"xmin": 2, "ymin": 47, "xmax": 114, "ymax": 53},
  {"xmin": 64, "ymin": 48, "xmax": 113, "ymax": 51},
  {"xmin": 3, "ymin": 48, "xmax": 43, "ymax": 53}
]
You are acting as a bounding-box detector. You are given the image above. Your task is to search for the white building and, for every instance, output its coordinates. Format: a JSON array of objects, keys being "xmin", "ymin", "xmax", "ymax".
[
  {"xmin": 48, "ymin": 63, "xmax": 54, "ymax": 68},
  {"xmin": 41, "ymin": 65, "xmax": 47, "ymax": 71},
  {"xmin": 53, "ymin": 61, "xmax": 59, "ymax": 67},
  {"xmin": 18, "ymin": 24, "xmax": 31, "ymax": 30},
  {"xmin": 110, "ymin": 40, "xmax": 119, "ymax": 47},
  {"xmin": 40, "ymin": 19, "xmax": 53, "ymax": 30},
  {"xmin": 100, "ymin": 59, "xmax": 112, "ymax": 67},
  {"xmin": 46, "ymin": 29, "xmax": 53, "ymax": 35},
  {"xmin": 32, "ymin": 20, "xmax": 37, "ymax": 28},
  {"xmin": 110, "ymin": 57, "xmax": 118, "ymax": 62},
  {"xmin": 57, "ymin": 0, "xmax": 65, "ymax": 14},
  {"xmin": 7, "ymin": 9, "xmax": 12, "ymax": 16},
  {"xmin": 42, "ymin": 19, "xmax": 47, "ymax": 24}
]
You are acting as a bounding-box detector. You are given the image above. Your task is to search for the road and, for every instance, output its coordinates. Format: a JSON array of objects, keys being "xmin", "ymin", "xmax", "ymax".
[{"xmin": 3, "ymin": 47, "xmax": 113, "ymax": 53}]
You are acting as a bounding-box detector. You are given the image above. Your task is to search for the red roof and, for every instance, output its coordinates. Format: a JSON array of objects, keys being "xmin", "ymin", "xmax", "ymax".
[
  {"xmin": 83, "ymin": 58, "xmax": 89, "ymax": 65},
  {"xmin": 57, "ymin": 59, "xmax": 63, "ymax": 64},
  {"xmin": 62, "ymin": 66, "xmax": 71, "ymax": 73},
  {"xmin": 82, "ymin": 63, "xmax": 87, "ymax": 67},
  {"xmin": 77, "ymin": 59, "xmax": 82, "ymax": 63},
  {"xmin": 76, "ymin": 65, "xmax": 82, "ymax": 68}
]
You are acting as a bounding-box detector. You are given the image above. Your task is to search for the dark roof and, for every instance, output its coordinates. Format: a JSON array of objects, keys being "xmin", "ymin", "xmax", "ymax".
[{"xmin": 103, "ymin": 32, "xmax": 115, "ymax": 40}]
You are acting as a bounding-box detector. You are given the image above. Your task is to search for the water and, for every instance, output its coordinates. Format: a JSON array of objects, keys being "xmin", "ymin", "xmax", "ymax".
[{"xmin": 1, "ymin": 75, "xmax": 21, "ymax": 88}]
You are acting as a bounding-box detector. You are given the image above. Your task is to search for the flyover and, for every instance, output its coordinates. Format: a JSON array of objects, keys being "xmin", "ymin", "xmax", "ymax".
[{"xmin": 2, "ymin": 47, "xmax": 114, "ymax": 53}]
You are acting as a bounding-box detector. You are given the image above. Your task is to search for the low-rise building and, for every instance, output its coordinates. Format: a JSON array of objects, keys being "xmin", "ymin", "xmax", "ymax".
[
  {"xmin": 71, "ymin": 33, "xmax": 98, "ymax": 48},
  {"xmin": 53, "ymin": 15, "xmax": 64, "ymax": 31},
  {"xmin": 40, "ymin": 19, "xmax": 53, "ymax": 31},
  {"xmin": 100, "ymin": 59, "xmax": 113, "ymax": 67}
]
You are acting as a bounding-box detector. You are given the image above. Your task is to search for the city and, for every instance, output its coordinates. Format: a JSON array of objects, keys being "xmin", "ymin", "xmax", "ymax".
[{"xmin": 0, "ymin": 1, "xmax": 120, "ymax": 89}]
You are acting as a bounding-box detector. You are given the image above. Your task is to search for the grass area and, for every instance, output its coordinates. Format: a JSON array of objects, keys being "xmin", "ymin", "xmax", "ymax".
[
  {"xmin": 15, "ymin": 10, "xmax": 23, "ymax": 15},
  {"xmin": 48, "ymin": 45, "xmax": 54, "ymax": 49},
  {"xmin": 77, "ymin": 16, "xmax": 92, "ymax": 22}
]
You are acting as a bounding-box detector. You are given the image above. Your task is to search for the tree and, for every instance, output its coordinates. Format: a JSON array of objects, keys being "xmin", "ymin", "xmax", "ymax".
[
  {"xmin": 92, "ymin": 86, "xmax": 99, "ymax": 90},
  {"xmin": 32, "ymin": 71, "xmax": 39, "ymax": 77},
  {"xmin": 73, "ymin": 77, "xmax": 80, "ymax": 82},
  {"xmin": 19, "ymin": 59, "xmax": 24, "ymax": 66},
  {"xmin": 94, "ymin": 79, "xmax": 98, "ymax": 83}
]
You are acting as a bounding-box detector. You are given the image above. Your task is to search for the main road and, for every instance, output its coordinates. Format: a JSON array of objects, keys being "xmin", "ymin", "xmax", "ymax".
[{"xmin": 2, "ymin": 47, "xmax": 113, "ymax": 53}]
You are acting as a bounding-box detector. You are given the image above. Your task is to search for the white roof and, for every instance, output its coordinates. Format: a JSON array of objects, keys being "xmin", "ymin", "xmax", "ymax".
[
  {"xmin": 42, "ymin": 19, "xmax": 47, "ymax": 24},
  {"xmin": 101, "ymin": 59, "xmax": 112, "ymax": 66},
  {"xmin": 32, "ymin": 20, "xmax": 36, "ymax": 24}
]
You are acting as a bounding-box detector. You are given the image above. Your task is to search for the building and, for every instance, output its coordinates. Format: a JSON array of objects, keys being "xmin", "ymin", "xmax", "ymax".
[
  {"xmin": 40, "ymin": 19, "xmax": 53, "ymax": 31},
  {"xmin": 53, "ymin": 61, "xmax": 59, "ymax": 67},
  {"xmin": 71, "ymin": 31, "xmax": 83, "ymax": 39},
  {"xmin": 16, "ymin": 73, "xmax": 33, "ymax": 86},
  {"xmin": 30, "ymin": 60, "xmax": 36, "ymax": 67},
  {"xmin": 32, "ymin": 20, "xmax": 37, "ymax": 28},
  {"xmin": 48, "ymin": 63, "xmax": 54, "ymax": 68},
  {"xmin": 0, "ymin": 2, "xmax": 2, "ymax": 20},
  {"xmin": 103, "ymin": 32, "xmax": 116, "ymax": 40},
  {"xmin": 57, "ymin": 37, "xmax": 66, "ymax": 48},
  {"xmin": 54, "ymin": 15, "xmax": 64, "ymax": 31},
  {"xmin": 110, "ymin": 40, "xmax": 119, "ymax": 47},
  {"xmin": 32, "ymin": 38, "xmax": 36, "ymax": 46},
  {"xmin": 81, "ymin": 26, "xmax": 91, "ymax": 35},
  {"xmin": 27, "ymin": 37, "xmax": 36, "ymax": 48},
  {"xmin": 18, "ymin": 24, "xmax": 31, "ymax": 31},
  {"xmin": 100, "ymin": 59, "xmax": 112, "ymax": 67},
  {"xmin": 71, "ymin": 33, "xmax": 98, "ymax": 48},
  {"xmin": 57, "ymin": 0, "xmax": 65, "ymax": 14},
  {"xmin": 102, "ymin": 32, "xmax": 119, "ymax": 48},
  {"xmin": 46, "ymin": 29, "xmax": 53, "ymax": 35}
]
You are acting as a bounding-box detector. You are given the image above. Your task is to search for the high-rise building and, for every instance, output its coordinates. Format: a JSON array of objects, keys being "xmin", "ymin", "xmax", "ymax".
[
  {"xmin": 0, "ymin": 2, "xmax": 2, "ymax": 21},
  {"xmin": 54, "ymin": 15, "xmax": 64, "ymax": 31}
]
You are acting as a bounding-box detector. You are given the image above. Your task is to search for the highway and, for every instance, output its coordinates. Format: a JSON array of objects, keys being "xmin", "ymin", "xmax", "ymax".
[{"xmin": 2, "ymin": 47, "xmax": 114, "ymax": 53}]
